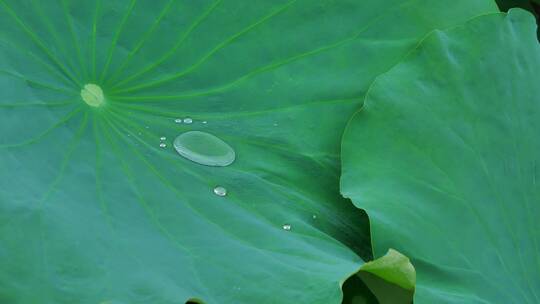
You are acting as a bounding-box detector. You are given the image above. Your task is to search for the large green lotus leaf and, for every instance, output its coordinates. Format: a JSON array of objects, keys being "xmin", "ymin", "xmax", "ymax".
[
  {"xmin": 341, "ymin": 9, "xmax": 540, "ymax": 303},
  {"xmin": 0, "ymin": 0, "xmax": 496, "ymax": 303}
]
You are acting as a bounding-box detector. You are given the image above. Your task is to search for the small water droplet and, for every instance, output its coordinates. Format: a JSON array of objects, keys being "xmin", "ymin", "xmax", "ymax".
[
  {"xmin": 273, "ymin": 123, "xmax": 278, "ymax": 127},
  {"xmin": 183, "ymin": 117, "xmax": 193, "ymax": 124},
  {"xmin": 312, "ymin": 215, "xmax": 317, "ymax": 219},
  {"xmin": 174, "ymin": 118, "xmax": 182, "ymax": 124},
  {"xmin": 213, "ymin": 186, "xmax": 227, "ymax": 197},
  {"xmin": 127, "ymin": 133, "xmax": 131, "ymax": 137},
  {"xmin": 145, "ymin": 126, "xmax": 149, "ymax": 129},
  {"xmin": 282, "ymin": 224, "xmax": 291, "ymax": 231},
  {"xmin": 173, "ymin": 131, "xmax": 235, "ymax": 167},
  {"xmin": 202, "ymin": 121, "xmax": 208, "ymax": 124},
  {"xmin": 159, "ymin": 143, "xmax": 167, "ymax": 148},
  {"xmin": 160, "ymin": 136, "xmax": 166, "ymax": 141}
]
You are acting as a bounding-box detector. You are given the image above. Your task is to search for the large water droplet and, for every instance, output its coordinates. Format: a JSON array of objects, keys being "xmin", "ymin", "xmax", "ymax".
[
  {"xmin": 173, "ymin": 131, "xmax": 235, "ymax": 167},
  {"xmin": 282, "ymin": 224, "xmax": 291, "ymax": 231},
  {"xmin": 213, "ymin": 186, "xmax": 227, "ymax": 197}
]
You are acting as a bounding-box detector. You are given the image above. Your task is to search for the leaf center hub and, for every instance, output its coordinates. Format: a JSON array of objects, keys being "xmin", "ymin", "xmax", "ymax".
[{"xmin": 81, "ymin": 84, "xmax": 105, "ymax": 107}]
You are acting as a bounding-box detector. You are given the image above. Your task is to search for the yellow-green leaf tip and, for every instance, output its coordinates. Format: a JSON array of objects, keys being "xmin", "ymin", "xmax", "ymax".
[{"xmin": 360, "ymin": 248, "xmax": 416, "ymax": 290}]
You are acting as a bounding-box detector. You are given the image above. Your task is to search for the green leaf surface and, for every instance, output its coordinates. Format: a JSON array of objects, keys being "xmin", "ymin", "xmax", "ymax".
[
  {"xmin": 0, "ymin": 0, "xmax": 496, "ymax": 303},
  {"xmin": 341, "ymin": 9, "xmax": 540, "ymax": 304}
]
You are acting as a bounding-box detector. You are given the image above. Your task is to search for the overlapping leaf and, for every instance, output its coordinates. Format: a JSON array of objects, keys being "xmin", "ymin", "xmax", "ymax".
[{"xmin": 341, "ymin": 9, "xmax": 540, "ymax": 303}]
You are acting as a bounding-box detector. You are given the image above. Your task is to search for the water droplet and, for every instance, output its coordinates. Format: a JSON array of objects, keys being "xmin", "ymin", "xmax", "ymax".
[
  {"xmin": 173, "ymin": 131, "xmax": 235, "ymax": 167},
  {"xmin": 81, "ymin": 83, "xmax": 105, "ymax": 107},
  {"xmin": 202, "ymin": 121, "xmax": 208, "ymax": 124},
  {"xmin": 213, "ymin": 186, "xmax": 227, "ymax": 197},
  {"xmin": 183, "ymin": 117, "xmax": 193, "ymax": 124},
  {"xmin": 273, "ymin": 123, "xmax": 278, "ymax": 127},
  {"xmin": 159, "ymin": 143, "xmax": 167, "ymax": 148},
  {"xmin": 145, "ymin": 126, "xmax": 149, "ymax": 129},
  {"xmin": 282, "ymin": 224, "xmax": 291, "ymax": 231},
  {"xmin": 312, "ymin": 215, "xmax": 317, "ymax": 219},
  {"xmin": 160, "ymin": 136, "xmax": 166, "ymax": 141},
  {"xmin": 174, "ymin": 118, "xmax": 182, "ymax": 124}
]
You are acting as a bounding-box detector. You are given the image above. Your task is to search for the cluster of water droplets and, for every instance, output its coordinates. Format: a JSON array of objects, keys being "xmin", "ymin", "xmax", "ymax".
[
  {"xmin": 159, "ymin": 136, "xmax": 167, "ymax": 148},
  {"xmin": 152, "ymin": 116, "xmax": 296, "ymax": 231},
  {"xmin": 168, "ymin": 118, "xmax": 235, "ymax": 199},
  {"xmin": 174, "ymin": 117, "xmax": 193, "ymax": 124}
]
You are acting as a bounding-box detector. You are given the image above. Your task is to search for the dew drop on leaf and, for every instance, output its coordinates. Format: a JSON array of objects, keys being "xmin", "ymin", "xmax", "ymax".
[
  {"xmin": 173, "ymin": 131, "xmax": 235, "ymax": 167},
  {"xmin": 213, "ymin": 186, "xmax": 227, "ymax": 197},
  {"xmin": 159, "ymin": 143, "xmax": 167, "ymax": 148},
  {"xmin": 174, "ymin": 118, "xmax": 182, "ymax": 124},
  {"xmin": 183, "ymin": 117, "xmax": 193, "ymax": 124},
  {"xmin": 160, "ymin": 136, "xmax": 166, "ymax": 141},
  {"xmin": 282, "ymin": 224, "xmax": 291, "ymax": 231}
]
